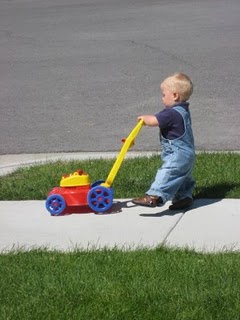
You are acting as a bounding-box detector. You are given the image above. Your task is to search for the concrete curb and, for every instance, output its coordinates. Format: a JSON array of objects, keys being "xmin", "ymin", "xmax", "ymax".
[{"xmin": 0, "ymin": 151, "xmax": 158, "ymax": 176}]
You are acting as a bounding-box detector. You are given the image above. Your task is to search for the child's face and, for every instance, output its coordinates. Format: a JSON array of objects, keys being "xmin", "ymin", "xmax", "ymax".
[{"xmin": 160, "ymin": 83, "xmax": 179, "ymax": 107}]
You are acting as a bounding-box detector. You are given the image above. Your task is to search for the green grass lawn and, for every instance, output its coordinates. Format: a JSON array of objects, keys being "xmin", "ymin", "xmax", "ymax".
[
  {"xmin": 1, "ymin": 152, "xmax": 240, "ymax": 319},
  {"xmin": 0, "ymin": 152, "xmax": 240, "ymax": 200},
  {"xmin": 1, "ymin": 248, "xmax": 240, "ymax": 320}
]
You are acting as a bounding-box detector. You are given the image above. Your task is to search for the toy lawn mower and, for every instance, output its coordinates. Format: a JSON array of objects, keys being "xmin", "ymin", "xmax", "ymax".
[{"xmin": 45, "ymin": 120, "xmax": 144, "ymax": 215}]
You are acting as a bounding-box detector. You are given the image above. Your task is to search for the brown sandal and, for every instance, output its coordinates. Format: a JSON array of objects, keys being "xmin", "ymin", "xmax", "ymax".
[{"xmin": 132, "ymin": 194, "xmax": 162, "ymax": 207}]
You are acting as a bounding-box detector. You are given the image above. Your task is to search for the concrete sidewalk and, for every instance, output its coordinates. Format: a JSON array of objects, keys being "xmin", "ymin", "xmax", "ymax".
[
  {"xmin": 1, "ymin": 199, "xmax": 240, "ymax": 253},
  {"xmin": 1, "ymin": 152, "xmax": 240, "ymax": 253}
]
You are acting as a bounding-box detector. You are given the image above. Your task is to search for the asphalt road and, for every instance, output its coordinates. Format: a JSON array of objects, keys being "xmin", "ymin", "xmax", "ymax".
[{"xmin": 1, "ymin": 0, "xmax": 240, "ymax": 154}]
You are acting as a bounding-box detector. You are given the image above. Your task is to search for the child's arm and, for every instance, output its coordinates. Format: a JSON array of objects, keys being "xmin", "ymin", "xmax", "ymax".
[{"xmin": 138, "ymin": 115, "xmax": 159, "ymax": 127}]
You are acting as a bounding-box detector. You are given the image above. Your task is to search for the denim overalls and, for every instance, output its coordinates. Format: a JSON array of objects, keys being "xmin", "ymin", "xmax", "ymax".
[{"xmin": 147, "ymin": 105, "xmax": 195, "ymax": 204}]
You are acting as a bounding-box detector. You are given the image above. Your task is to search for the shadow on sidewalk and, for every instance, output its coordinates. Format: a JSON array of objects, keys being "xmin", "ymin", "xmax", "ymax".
[
  {"xmin": 139, "ymin": 209, "xmax": 181, "ymax": 218},
  {"xmin": 110, "ymin": 200, "xmax": 180, "ymax": 217},
  {"xmin": 138, "ymin": 199, "xmax": 223, "ymax": 218},
  {"xmin": 139, "ymin": 182, "xmax": 239, "ymax": 217},
  {"xmin": 109, "ymin": 200, "xmax": 136, "ymax": 214},
  {"xmin": 61, "ymin": 182, "xmax": 238, "ymax": 216}
]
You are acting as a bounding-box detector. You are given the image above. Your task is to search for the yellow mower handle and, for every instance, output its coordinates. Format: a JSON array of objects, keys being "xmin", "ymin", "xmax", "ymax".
[{"xmin": 102, "ymin": 119, "xmax": 144, "ymax": 188}]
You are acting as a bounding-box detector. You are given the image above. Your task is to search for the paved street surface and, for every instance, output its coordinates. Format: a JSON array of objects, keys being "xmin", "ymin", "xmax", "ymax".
[
  {"xmin": 1, "ymin": 0, "xmax": 240, "ymax": 154},
  {"xmin": 1, "ymin": 199, "xmax": 240, "ymax": 253},
  {"xmin": 1, "ymin": 1, "xmax": 239, "ymax": 253}
]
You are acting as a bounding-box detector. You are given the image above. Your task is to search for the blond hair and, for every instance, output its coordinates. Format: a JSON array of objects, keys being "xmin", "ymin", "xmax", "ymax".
[{"xmin": 161, "ymin": 73, "xmax": 193, "ymax": 102}]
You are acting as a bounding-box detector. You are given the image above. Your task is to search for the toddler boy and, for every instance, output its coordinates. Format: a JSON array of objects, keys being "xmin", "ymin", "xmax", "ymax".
[{"xmin": 132, "ymin": 73, "xmax": 195, "ymax": 210}]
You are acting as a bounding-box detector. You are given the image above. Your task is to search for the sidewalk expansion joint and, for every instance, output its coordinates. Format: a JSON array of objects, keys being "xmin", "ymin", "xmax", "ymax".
[{"xmin": 161, "ymin": 211, "xmax": 186, "ymax": 246}]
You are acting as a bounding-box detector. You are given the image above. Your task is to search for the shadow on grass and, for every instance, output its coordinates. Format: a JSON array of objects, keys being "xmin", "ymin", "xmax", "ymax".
[{"xmin": 194, "ymin": 182, "xmax": 240, "ymax": 199}]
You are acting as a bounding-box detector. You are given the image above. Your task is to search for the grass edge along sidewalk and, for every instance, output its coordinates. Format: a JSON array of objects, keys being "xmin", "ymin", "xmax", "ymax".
[{"xmin": 0, "ymin": 151, "xmax": 240, "ymax": 200}]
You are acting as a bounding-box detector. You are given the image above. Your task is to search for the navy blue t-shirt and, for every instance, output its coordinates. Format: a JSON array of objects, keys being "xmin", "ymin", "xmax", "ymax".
[{"xmin": 155, "ymin": 103, "xmax": 189, "ymax": 139}]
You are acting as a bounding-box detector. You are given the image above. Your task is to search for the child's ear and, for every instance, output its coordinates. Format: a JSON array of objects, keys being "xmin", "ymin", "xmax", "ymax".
[{"xmin": 173, "ymin": 92, "xmax": 180, "ymax": 101}]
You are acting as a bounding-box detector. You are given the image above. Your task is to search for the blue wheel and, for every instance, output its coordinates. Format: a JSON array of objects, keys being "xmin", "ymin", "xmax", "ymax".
[
  {"xmin": 87, "ymin": 186, "xmax": 113, "ymax": 213},
  {"xmin": 45, "ymin": 194, "xmax": 66, "ymax": 215}
]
